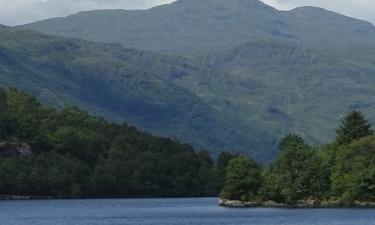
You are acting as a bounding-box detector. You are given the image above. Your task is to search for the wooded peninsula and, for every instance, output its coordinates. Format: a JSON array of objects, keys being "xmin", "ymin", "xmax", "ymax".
[{"xmin": 220, "ymin": 111, "xmax": 375, "ymax": 207}]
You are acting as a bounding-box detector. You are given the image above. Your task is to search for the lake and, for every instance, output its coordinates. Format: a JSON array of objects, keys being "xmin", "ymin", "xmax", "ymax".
[{"xmin": 0, "ymin": 198, "xmax": 375, "ymax": 225}]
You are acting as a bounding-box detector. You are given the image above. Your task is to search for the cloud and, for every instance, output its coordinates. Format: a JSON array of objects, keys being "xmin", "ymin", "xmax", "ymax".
[{"xmin": 0, "ymin": 0, "xmax": 374, "ymax": 26}]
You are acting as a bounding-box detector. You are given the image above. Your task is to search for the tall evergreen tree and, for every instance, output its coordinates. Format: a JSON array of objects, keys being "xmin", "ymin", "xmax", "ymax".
[{"xmin": 336, "ymin": 111, "xmax": 373, "ymax": 145}]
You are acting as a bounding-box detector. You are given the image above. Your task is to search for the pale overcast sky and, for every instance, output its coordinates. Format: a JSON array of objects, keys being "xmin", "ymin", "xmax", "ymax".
[{"xmin": 0, "ymin": 0, "xmax": 375, "ymax": 26}]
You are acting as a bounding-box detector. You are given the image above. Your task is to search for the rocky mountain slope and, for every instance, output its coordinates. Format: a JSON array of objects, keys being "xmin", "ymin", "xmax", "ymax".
[
  {"xmin": 0, "ymin": 26, "xmax": 276, "ymax": 161},
  {"xmin": 20, "ymin": 0, "xmax": 375, "ymax": 55}
]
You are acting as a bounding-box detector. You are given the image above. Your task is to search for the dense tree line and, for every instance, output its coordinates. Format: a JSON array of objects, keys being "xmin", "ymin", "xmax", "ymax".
[
  {"xmin": 221, "ymin": 111, "xmax": 375, "ymax": 206},
  {"xmin": 0, "ymin": 89, "xmax": 238, "ymax": 198}
]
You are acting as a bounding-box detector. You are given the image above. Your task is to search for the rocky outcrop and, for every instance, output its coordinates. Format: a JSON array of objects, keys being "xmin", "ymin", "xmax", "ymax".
[
  {"xmin": 0, "ymin": 138, "xmax": 32, "ymax": 157},
  {"xmin": 0, "ymin": 195, "xmax": 32, "ymax": 200},
  {"xmin": 354, "ymin": 201, "xmax": 375, "ymax": 207},
  {"xmin": 218, "ymin": 199, "xmax": 259, "ymax": 208}
]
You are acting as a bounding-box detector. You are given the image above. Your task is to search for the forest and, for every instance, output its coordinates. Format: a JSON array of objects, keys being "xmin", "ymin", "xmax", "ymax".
[
  {"xmin": 221, "ymin": 111, "xmax": 375, "ymax": 206},
  {"xmin": 0, "ymin": 88, "xmax": 238, "ymax": 198},
  {"xmin": 1, "ymin": 87, "xmax": 374, "ymax": 205}
]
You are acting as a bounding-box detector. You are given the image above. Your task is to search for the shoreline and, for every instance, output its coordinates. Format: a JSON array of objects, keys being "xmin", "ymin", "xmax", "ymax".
[
  {"xmin": 3, "ymin": 196, "xmax": 375, "ymax": 208},
  {"xmin": 0, "ymin": 196, "xmax": 217, "ymax": 201},
  {"xmin": 0, "ymin": 196, "xmax": 53, "ymax": 200},
  {"xmin": 218, "ymin": 198, "xmax": 375, "ymax": 208}
]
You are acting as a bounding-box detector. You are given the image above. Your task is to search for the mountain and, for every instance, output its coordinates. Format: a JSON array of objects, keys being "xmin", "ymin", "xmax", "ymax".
[
  {"xmin": 7, "ymin": 0, "xmax": 375, "ymax": 162},
  {"xmin": 20, "ymin": 0, "xmax": 375, "ymax": 55},
  {"xmin": 0, "ymin": 26, "xmax": 276, "ymax": 161},
  {"xmin": 203, "ymin": 40, "xmax": 375, "ymax": 144}
]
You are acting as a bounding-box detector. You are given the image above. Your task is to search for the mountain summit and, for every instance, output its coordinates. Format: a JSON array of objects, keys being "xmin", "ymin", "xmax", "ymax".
[{"xmin": 20, "ymin": 0, "xmax": 375, "ymax": 55}]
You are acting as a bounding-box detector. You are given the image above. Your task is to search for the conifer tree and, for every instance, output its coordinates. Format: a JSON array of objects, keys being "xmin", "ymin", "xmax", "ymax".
[{"xmin": 336, "ymin": 111, "xmax": 373, "ymax": 145}]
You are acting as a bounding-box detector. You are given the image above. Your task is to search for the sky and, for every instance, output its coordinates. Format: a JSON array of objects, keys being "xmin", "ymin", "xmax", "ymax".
[{"xmin": 0, "ymin": 0, "xmax": 375, "ymax": 26}]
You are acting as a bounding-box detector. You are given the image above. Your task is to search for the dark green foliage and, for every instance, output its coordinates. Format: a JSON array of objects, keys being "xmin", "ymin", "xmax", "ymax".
[
  {"xmin": 217, "ymin": 151, "xmax": 239, "ymax": 168},
  {"xmin": 331, "ymin": 136, "xmax": 375, "ymax": 202},
  {"xmin": 278, "ymin": 134, "xmax": 306, "ymax": 152},
  {"xmin": 261, "ymin": 135, "xmax": 324, "ymax": 204},
  {"xmin": 212, "ymin": 151, "xmax": 239, "ymax": 193},
  {"xmin": 0, "ymin": 89, "xmax": 9, "ymax": 139},
  {"xmin": 336, "ymin": 111, "xmax": 373, "ymax": 145},
  {"xmin": 220, "ymin": 156, "xmax": 261, "ymax": 201},
  {"xmin": 222, "ymin": 112, "xmax": 375, "ymax": 204},
  {"xmin": 0, "ymin": 89, "xmax": 224, "ymax": 198}
]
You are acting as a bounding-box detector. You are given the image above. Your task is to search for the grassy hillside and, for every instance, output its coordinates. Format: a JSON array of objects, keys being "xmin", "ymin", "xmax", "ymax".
[
  {"xmin": 20, "ymin": 0, "xmax": 375, "ymax": 55},
  {"xmin": 2, "ymin": 26, "xmax": 375, "ymax": 162},
  {"xmin": 202, "ymin": 40, "xmax": 375, "ymax": 144},
  {"xmin": 0, "ymin": 26, "xmax": 277, "ymax": 162}
]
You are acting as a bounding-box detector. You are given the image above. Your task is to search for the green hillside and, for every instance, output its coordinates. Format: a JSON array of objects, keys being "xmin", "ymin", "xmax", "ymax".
[
  {"xmin": 0, "ymin": 26, "xmax": 277, "ymax": 162},
  {"xmin": 2, "ymin": 28, "xmax": 375, "ymax": 162},
  {"xmin": 203, "ymin": 40, "xmax": 375, "ymax": 145}
]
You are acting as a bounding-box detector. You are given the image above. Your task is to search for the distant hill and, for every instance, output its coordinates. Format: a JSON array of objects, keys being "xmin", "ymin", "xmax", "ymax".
[
  {"xmin": 0, "ymin": 26, "xmax": 276, "ymax": 161},
  {"xmin": 20, "ymin": 0, "xmax": 375, "ymax": 55}
]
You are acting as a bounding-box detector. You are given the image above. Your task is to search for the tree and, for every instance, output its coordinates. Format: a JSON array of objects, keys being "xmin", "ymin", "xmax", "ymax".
[
  {"xmin": 212, "ymin": 151, "xmax": 239, "ymax": 192},
  {"xmin": 260, "ymin": 136, "xmax": 323, "ymax": 204},
  {"xmin": 0, "ymin": 89, "xmax": 6, "ymax": 115},
  {"xmin": 331, "ymin": 136, "xmax": 375, "ymax": 202},
  {"xmin": 220, "ymin": 156, "xmax": 261, "ymax": 201},
  {"xmin": 0, "ymin": 89, "xmax": 10, "ymax": 139},
  {"xmin": 336, "ymin": 111, "xmax": 373, "ymax": 145},
  {"xmin": 278, "ymin": 134, "xmax": 305, "ymax": 152},
  {"xmin": 217, "ymin": 151, "xmax": 239, "ymax": 168}
]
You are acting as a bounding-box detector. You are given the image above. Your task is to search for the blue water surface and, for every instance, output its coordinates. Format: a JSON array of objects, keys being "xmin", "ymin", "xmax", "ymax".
[{"xmin": 0, "ymin": 198, "xmax": 374, "ymax": 225}]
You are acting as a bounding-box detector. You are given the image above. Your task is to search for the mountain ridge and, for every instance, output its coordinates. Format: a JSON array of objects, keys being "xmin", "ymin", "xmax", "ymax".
[{"xmin": 19, "ymin": 0, "xmax": 375, "ymax": 55}]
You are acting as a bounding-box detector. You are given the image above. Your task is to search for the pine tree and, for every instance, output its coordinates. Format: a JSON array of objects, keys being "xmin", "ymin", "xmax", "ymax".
[{"xmin": 336, "ymin": 111, "xmax": 373, "ymax": 145}]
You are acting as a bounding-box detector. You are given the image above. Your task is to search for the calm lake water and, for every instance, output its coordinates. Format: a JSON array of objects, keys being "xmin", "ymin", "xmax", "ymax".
[{"xmin": 0, "ymin": 198, "xmax": 375, "ymax": 225}]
